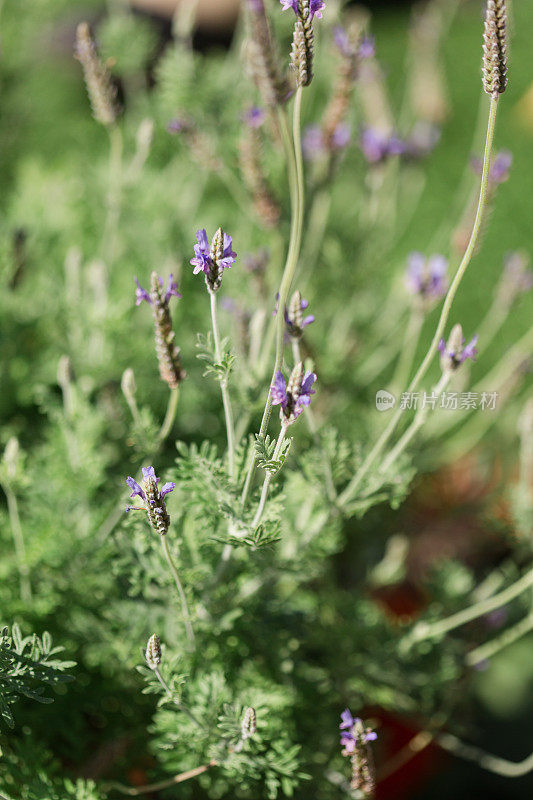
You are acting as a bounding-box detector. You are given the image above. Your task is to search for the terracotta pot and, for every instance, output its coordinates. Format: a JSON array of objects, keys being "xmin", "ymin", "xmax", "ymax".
[{"xmin": 130, "ymin": 0, "xmax": 240, "ymax": 30}]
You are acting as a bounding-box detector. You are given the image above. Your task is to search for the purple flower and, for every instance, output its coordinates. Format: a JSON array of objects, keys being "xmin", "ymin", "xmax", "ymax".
[
  {"xmin": 125, "ymin": 466, "xmax": 175, "ymax": 536},
  {"xmin": 191, "ymin": 228, "xmax": 236, "ymax": 292},
  {"xmin": 339, "ymin": 709, "xmax": 377, "ymax": 756},
  {"xmin": 135, "ymin": 274, "xmax": 181, "ymax": 306},
  {"xmin": 471, "ymin": 149, "xmax": 512, "ymax": 185},
  {"xmin": 358, "ymin": 36, "xmax": 375, "ymax": 59},
  {"xmin": 191, "ymin": 229, "xmax": 212, "ymax": 276},
  {"xmin": 303, "ymin": 123, "xmax": 351, "ymax": 160},
  {"xmin": 334, "ymin": 27, "xmax": 374, "ymax": 61},
  {"xmin": 280, "ymin": 0, "xmax": 325, "ymax": 20},
  {"xmin": 167, "ymin": 117, "xmax": 190, "ymax": 135},
  {"xmin": 270, "ymin": 363, "xmax": 317, "ymax": 424},
  {"xmin": 405, "ymin": 252, "xmax": 448, "ymax": 301},
  {"xmin": 360, "ymin": 127, "xmax": 405, "ymax": 163},
  {"xmin": 438, "ymin": 324, "xmax": 478, "ymax": 372},
  {"xmin": 243, "ymin": 106, "xmax": 266, "ymax": 128},
  {"xmin": 282, "ymin": 290, "xmax": 315, "ymax": 338}
]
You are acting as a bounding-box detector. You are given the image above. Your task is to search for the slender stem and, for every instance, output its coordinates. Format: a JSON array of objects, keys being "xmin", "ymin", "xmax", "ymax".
[
  {"xmin": 339, "ymin": 95, "xmax": 499, "ymax": 509},
  {"xmin": 379, "ymin": 373, "xmax": 449, "ymax": 475},
  {"xmin": 160, "ymin": 536, "xmax": 195, "ymax": 647},
  {"xmin": 210, "ymin": 291, "xmax": 236, "ymax": 479},
  {"xmin": 292, "ymin": 339, "xmax": 337, "ymax": 502},
  {"xmin": 157, "ymin": 386, "xmax": 180, "ymax": 445},
  {"xmin": 2, "ymin": 484, "xmax": 32, "ymax": 603},
  {"xmin": 241, "ymin": 89, "xmax": 305, "ymax": 508},
  {"xmin": 103, "ymin": 761, "xmax": 217, "ymax": 796},
  {"xmin": 435, "ymin": 733, "xmax": 533, "ymax": 778},
  {"xmin": 466, "ymin": 612, "xmax": 533, "ymax": 668},
  {"xmin": 251, "ymin": 424, "xmax": 288, "ymax": 529},
  {"xmin": 408, "ymin": 566, "xmax": 533, "ymax": 644},
  {"xmin": 101, "ymin": 124, "xmax": 123, "ymax": 267},
  {"xmin": 390, "ymin": 307, "xmax": 424, "ymax": 395},
  {"xmin": 153, "ymin": 666, "xmax": 205, "ymax": 729}
]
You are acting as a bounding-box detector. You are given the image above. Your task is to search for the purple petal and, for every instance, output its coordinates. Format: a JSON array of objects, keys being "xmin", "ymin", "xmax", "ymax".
[
  {"xmin": 142, "ymin": 466, "xmax": 157, "ymax": 483},
  {"xmin": 126, "ymin": 476, "xmax": 146, "ymax": 501},
  {"xmin": 195, "ymin": 229, "xmax": 209, "ymax": 254},
  {"xmin": 340, "ymin": 708, "xmax": 354, "ymax": 730},
  {"xmin": 340, "ymin": 737, "xmax": 356, "ymax": 754},
  {"xmin": 461, "ymin": 335, "xmax": 478, "ymax": 362},
  {"xmin": 365, "ymin": 731, "xmax": 378, "ymax": 742},
  {"xmin": 301, "ymin": 371, "xmax": 317, "ymax": 396},
  {"xmin": 302, "ymin": 314, "xmax": 315, "ymax": 327},
  {"xmin": 160, "ymin": 481, "xmax": 175, "ymax": 497},
  {"xmin": 438, "ymin": 338, "xmax": 446, "ymax": 354},
  {"xmin": 165, "ymin": 274, "xmax": 182, "ymax": 303},
  {"xmin": 134, "ymin": 277, "xmax": 152, "ymax": 306},
  {"xmin": 271, "ymin": 371, "xmax": 287, "ymax": 406}
]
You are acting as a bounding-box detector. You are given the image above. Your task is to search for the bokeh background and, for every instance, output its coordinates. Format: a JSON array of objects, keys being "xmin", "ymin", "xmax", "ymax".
[{"xmin": 1, "ymin": 1, "xmax": 532, "ymax": 798}]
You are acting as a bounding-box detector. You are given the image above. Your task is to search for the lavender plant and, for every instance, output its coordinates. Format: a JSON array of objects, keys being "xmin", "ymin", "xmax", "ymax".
[{"xmin": 1, "ymin": 0, "xmax": 532, "ymax": 797}]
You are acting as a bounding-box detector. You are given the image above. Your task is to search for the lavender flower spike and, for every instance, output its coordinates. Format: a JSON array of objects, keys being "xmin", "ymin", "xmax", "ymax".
[
  {"xmin": 405, "ymin": 252, "xmax": 448, "ymax": 304},
  {"xmin": 271, "ymin": 362, "xmax": 316, "ymax": 424},
  {"xmin": 360, "ymin": 127, "xmax": 405, "ymax": 164},
  {"xmin": 284, "ymin": 290, "xmax": 315, "ymax": 339},
  {"xmin": 125, "ymin": 466, "xmax": 175, "ymax": 536},
  {"xmin": 339, "ymin": 710, "xmax": 377, "ymax": 795},
  {"xmin": 438, "ymin": 324, "xmax": 478, "ymax": 374},
  {"xmin": 191, "ymin": 227, "xmax": 236, "ymax": 292},
  {"xmin": 135, "ymin": 272, "xmax": 185, "ymax": 388}
]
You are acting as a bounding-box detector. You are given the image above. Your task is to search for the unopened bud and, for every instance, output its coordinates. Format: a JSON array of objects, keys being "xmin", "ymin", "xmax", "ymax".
[{"xmin": 145, "ymin": 633, "xmax": 162, "ymax": 669}]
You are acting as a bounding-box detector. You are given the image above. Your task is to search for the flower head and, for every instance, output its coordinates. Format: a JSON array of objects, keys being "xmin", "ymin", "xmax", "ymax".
[
  {"xmin": 125, "ymin": 466, "xmax": 175, "ymax": 536},
  {"xmin": 134, "ymin": 274, "xmax": 181, "ymax": 307},
  {"xmin": 405, "ymin": 252, "xmax": 448, "ymax": 303},
  {"xmin": 339, "ymin": 709, "xmax": 378, "ymax": 755},
  {"xmin": 243, "ymin": 106, "xmax": 266, "ymax": 128},
  {"xmin": 145, "ymin": 633, "xmax": 162, "ymax": 669},
  {"xmin": 360, "ymin": 127, "xmax": 405, "ymax": 163},
  {"xmin": 283, "ymin": 291, "xmax": 315, "ymax": 338},
  {"xmin": 281, "ymin": 0, "xmax": 325, "ymax": 19},
  {"xmin": 303, "ymin": 123, "xmax": 351, "ymax": 159},
  {"xmin": 191, "ymin": 228, "xmax": 236, "ymax": 292},
  {"xmin": 334, "ymin": 27, "xmax": 374, "ymax": 60},
  {"xmin": 270, "ymin": 362, "xmax": 316, "ymax": 424},
  {"xmin": 438, "ymin": 324, "xmax": 478, "ymax": 373},
  {"xmin": 135, "ymin": 273, "xmax": 185, "ymax": 388}
]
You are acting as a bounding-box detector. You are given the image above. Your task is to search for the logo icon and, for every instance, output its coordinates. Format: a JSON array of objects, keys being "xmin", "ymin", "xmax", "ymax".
[{"xmin": 375, "ymin": 390, "xmax": 396, "ymax": 411}]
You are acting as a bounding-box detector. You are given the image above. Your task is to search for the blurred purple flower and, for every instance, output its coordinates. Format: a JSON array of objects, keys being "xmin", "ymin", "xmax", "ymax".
[
  {"xmin": 471, "ymin": 149, "xmax": 512, "ymax": 184},
  {"xmin": 243, "ymin": 106, "xmax": 266, "ymax": 128},
  {"xmin": 135, "ymin": 274, "xmax": 181, "ymax": 306},
  {"xmin": 405, "ymin": 252, "xmax": 448, "ymax": 300},
  {"xmin": 339, "ymin": 709, "xmax": 377, "ymax": 756},
  {"xmin": 280, "ymin": 0, "xmax": 325, "ymax": 20},
  {"xmin": 360, "ymin": 127, "xmax": 405, "ymax": 163}
]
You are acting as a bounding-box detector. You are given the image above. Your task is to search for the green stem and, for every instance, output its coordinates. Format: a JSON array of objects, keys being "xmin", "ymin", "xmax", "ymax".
[
  {"xmin": 157, "ymin": 386, "xmax": 180, "ymax": 444},
  {"xmin": 153, "ymin": 667, "xmax": 204, "ymax": 729},
  {"xmin": 101, "ymin": 124, "xmax": 123, "ymax": 267},
  {"xmin": 435, "ymin": 733, "xmax": 533, "ymax": 778},
  {"xmin": 339, "ymin": 95, "xmax": 499, "ymax": 509},
  {"xmin": 161, "ymin": 536, "xmax": 195, "ymax": 648},
  {"xmin": 210, "ymin": 291, "xmax": 235, "ymax": 479},
  {"xmin": 466, "ymin": 612, "xmax": 533, "ymax": 668},
  {"xmin": 241, "ymin": 92, "xmax": 305, "ymax": 507},
  {"xmin": 390, "ymin": 307, "xmax": 424, "ymax": 395},
  {"xmin": 103, "ymin": 761, "xmax": 216, "ymax": 796},
  {"xmin": 408, "ymin": 566, "xmax": 533, "ymax": 644},
  {"xmin": 379, "ymin": 373, "xmax": 449, "ymax": 475},
  {"xmin": 2, "ymin": 483, "xmax": 32, "ymax": 603},
  {"xmin": 251, "ymin": 424, "xmax": 288, "ymax": 530}
]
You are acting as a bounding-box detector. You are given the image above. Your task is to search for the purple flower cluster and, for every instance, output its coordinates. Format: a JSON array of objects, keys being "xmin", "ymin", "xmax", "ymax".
[
  {"xmin": 438, "ymin": 325, "xmax": 478, "ymax": 373},
  {"xmin": 271, "ymin": 363, "xmax": 316, "ymax": 424},
  {"xmin": 135, "ymin": 274, "xmax": 181, "ymax": 306},
  {"xmin": 405, "ymin": 252, "xmax": 448, "ymax": 302},
  {"xmin": 340, "ymin": 709, "xmax": 377, "ymax": 755},
  {"xmin": 243, "ymin": 106, "xmax": 266, "ymax": 129},
  {"xmin": 125, "ymin": 466, "xmax": 175, "ymax": 536},
  {"xmin": 282, "ymin": 291, "xmax": 315, "ymax": 338},
  {"xmin": 360, "ymin": 127, "xmax": 405, "ymax": 163},
  {"xmin": 471, "ymin": 149, "xmax": 512, "ymax": 185},
  {"xmin": 303, "ymin": 123, "xmax": 351, "ymax": 160},
  {"xmin": 334, "ymin": 27, "xmax": 375, "ymax": 60},
  {"xmin": 190, "ymin": 228, "xmax": 237, "ymax": 292},
  {"xmin": 280, "ymin": 0, "xmax": 325, "ymax": 20}
]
